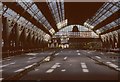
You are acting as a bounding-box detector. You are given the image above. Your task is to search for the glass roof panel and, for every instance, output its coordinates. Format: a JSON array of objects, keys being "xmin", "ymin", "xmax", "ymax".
[
  {"xmin": 96, "ymin": 18, "xmax": 120, "ymax": 34},
  {"xmin": 54, "ymin": 25, "xmax": 99, "ymax": 38},
  {"xmin": 17, "ymin": 1, "xmax": 55, "ymax": 35},
  {"xmin": 47, "ymin": 0, "xmax": 65, "ymax": 29},
  {"xmin": 84, "ymin": 2, "xmax": 120, "ymax": 29},
  {"xmin": 2, "ymin": 5, "xmax": 50, "ymax": 41}
]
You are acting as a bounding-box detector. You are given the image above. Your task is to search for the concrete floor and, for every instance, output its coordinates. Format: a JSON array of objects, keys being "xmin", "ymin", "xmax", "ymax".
[{"xmin": 1, "ymin": 49, "xmax": 119, "ymax": 80}]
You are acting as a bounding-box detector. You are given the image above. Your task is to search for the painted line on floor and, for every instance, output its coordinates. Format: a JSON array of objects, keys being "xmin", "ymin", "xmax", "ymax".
[
  {"xmin": 29, "ymin": 57, "xmax": 36, "ymax": 60},
  {"xmin": 81, "ymin": 64, "xmax": 87, "ymax": 69},
  {"xmin": 106, "ymin": 62, "xmax": 118, "ymax": 68},
  {"xmin": 24, "ymin": 64, "xmax": 34, "ymax": 69},
  {"xmin": 64, "ymin": 57, "xmax": 67, "ymax": 60},
  {"xmin": 81, "ymin": 62, "xmax": 85, "ymax": 65},
  {"xmin": 56, "ymin": 63, "xmax": 61, "ymax": 67},
  {"xmin": 46, "ymin": 63, "xmax": 61, "ymax": 73},
  {"xmin": 61, "ymin": 69, "xmax": 66, "ymax": 72},
  {"xmin": 57, "ymin": 64, "xmax": 61, "ymax": 67},
  {"xmin": 0, "ymin": 70, "xmax": 3, "ymax": 72},
  {"xmin": 14, "ymin": 68, "xmax": 24, "ymax": 73},
  {"xmin": 46, "ymin": 69, "xmax": 54, "ymax": 73},
  {"xmin": 56, "ymin": 63, "xmax": 60, "ymax": 65},
  {"xmin": 78, "ymin": 53, "xmax": 81, "ymax": 55},
  {"xmin": 10, "ymin": 62, "xmax": 16, "ymax": 65},
  {"xmin": 51, "ymin": 63, "xmax": 61, "ymax": 69},
  {"xmin": 14, "ymin": 63, "xmax": 36, "ymax": 72},
  {"xmin": 0, "ymin": 64, "xmax": 9, "ymax": 68},
  {"xmin": 82, "ymin": 69, "xmax": 89, "ymax": 72},
  {"xmin": 80, "ymin": 62, "xmax": 89, "ymax": 72},
  {"xmin": 35, "ymin": 69, "xmax": 39, "ymax": 71},
  {"xmin": 0, "ymin": 62, "xmax": 16, "ymax": 68},
  {"xmin": 76, "ymin": 50, "xmax": 79, "ymax": 52},
  {"xmin": 51, "ymin": 64, "xmax": 58, "ymax": 69},
  {"xmin": 95, "ymin": 56, "xmax": 101, "ymax": 59},
  {"xmin": 55, "ymin": 53, "xmax": 59, "ymax": 56},
  {"xmin": 26, "ymin": 53, "xmax": 38, "ymax": 56},
  {"xmin": 87, "ymin": 51, "xmax": 90, "ymax": 54},
  {"xmin": 0, "ymin": 78, "xmax": 3, "ymax": 81}
]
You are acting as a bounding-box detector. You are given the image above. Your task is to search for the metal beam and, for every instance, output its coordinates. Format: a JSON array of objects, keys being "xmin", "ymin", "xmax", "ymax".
[
  {"xmin": 93, "ymin": 10, "xmax": 120, "ymax": 31},
  {"xmin": 35, "ymin": 2, "xmax": 59, "ymax": 32},
  {"xmin": 100, "ymin": 25, "xmax": 120, "ymax": 35},
  {"xmin": 3, "ymin": 2, "xmax": 52, "ymax": 36}
]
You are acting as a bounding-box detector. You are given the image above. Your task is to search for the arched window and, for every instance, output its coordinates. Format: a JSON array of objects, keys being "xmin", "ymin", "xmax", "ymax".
[{"xmin": 54, "ymin": 25, "xmax": 99, "ymax": 38}]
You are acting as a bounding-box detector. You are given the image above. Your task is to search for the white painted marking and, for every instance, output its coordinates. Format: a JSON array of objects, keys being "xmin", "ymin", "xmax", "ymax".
[
  {"xmin": 57, "ymin": 65, "xmax": 61, "ymax": 67},
  {"xmin": 29, "ymin": 57, "xmax": 36, "ymax": 60},
  {"xmin": 0, "ymin": 70, "xmax": 3, "ymax": 72},
  {"xmin": 78, "ymin": 53, "xmax": 81, "ymax": 55},
  {"xmin": 95, "ymin": 56, "xmax": 101, "ymax": 59},
  {"xmin": 116, "ymin": 68, "xmax": 120, "ymax": 71},
  {"xmin": 0, "ymin": 64, "xmax": 9, "ymax": 68},
  {"xmin": 51, "ymin": 63, "xmax": 61, "ymax": 68},
  {"xmin": 61, "ymin": 69, "xmax": 66, "ymax": 72},
  {"xmin": 76, "ymin": 50, "xmax": 79, "ymax": 52},
  {"xmin": 51, "ymin": 64, "xmax": 58, "ymax": 69},
  {"xmin": 81, "ymin": 64, "xmax": 87, "ymax": 68},
  {"xmin": 82, "ymin": 69, "xmax": 89, "ymax": 72},
  {"xmin": 14, "ymin": 63, "xmax": 36, "ymax": 72},
  {"xmin": 56, "ymin": 63, "xmax": 60, "ymax": 65},
  {"xmin": 25, "ymin": 65, "xmax": 33, "ymax": 69},
  {"xmin": 0, "ymin": 60, "xmax": 3, "ymax": 63},
  {"xmin": 46, "ymin": 63, "xmax": 61, "ymax": 73},
  {"xmin": 106, "ymin": 62, "xmax": 118, "ymax": 68},
  {"xmin": 35, "ymin": 69, "xmax": 39, "ymax": 71},
  {"xmin": 25, "ymin": 63, "xmax": 36, "ymax": 69},
  {"xmin": 81, "ymin": 63, "xmax": 89, "ymax": 72},
  {"xmin": 55, "ymin": 53, "xmax": 59, "ymax": 56},
  {"xmin": 44, "ymin": 56, "xmax": 51, "ymax": 61},
  {"xmin": 106, "ymin": 62, "xmax": 111, "ymax": 64},
  {"xmin": 10, "ymin": 62, "xmax": 16, "ymax": 65},
  {"xmin": 0, "ymin": 62, "xmax": 15, "ymax": 68},
  {"xmin": 81, "ymin": 63, "xmax": 85, "ymax": 65},
  {"xmin": 109, "ymin": 64, "xmax": 118, "ymax": 68},
  {"xmin": 26, "ymin": 53, "xmax": 38, "ymax": 56},
  {"xmin": 0, "ymin": 78, "xmax": 3, "ymax": 81},
  {"xmin": 87, "ymin": 52, "xmax": 90, "ymax": 53},
  {"xmin": 64, "ymin": 57, "xmax": 67, "ymax": 60},
  {"xmin": 14, "ymin": 69, "xmax": 24, "ymax": 72},
  {"xmin": 46, "ymin": 69, "xmax": 54, "ymax": 73}
]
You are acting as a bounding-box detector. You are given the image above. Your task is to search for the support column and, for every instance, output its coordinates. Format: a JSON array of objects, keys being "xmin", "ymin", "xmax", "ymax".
[{"xmin": 2, "ymin": 17, "xmax": 10, "ymax": 57}]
